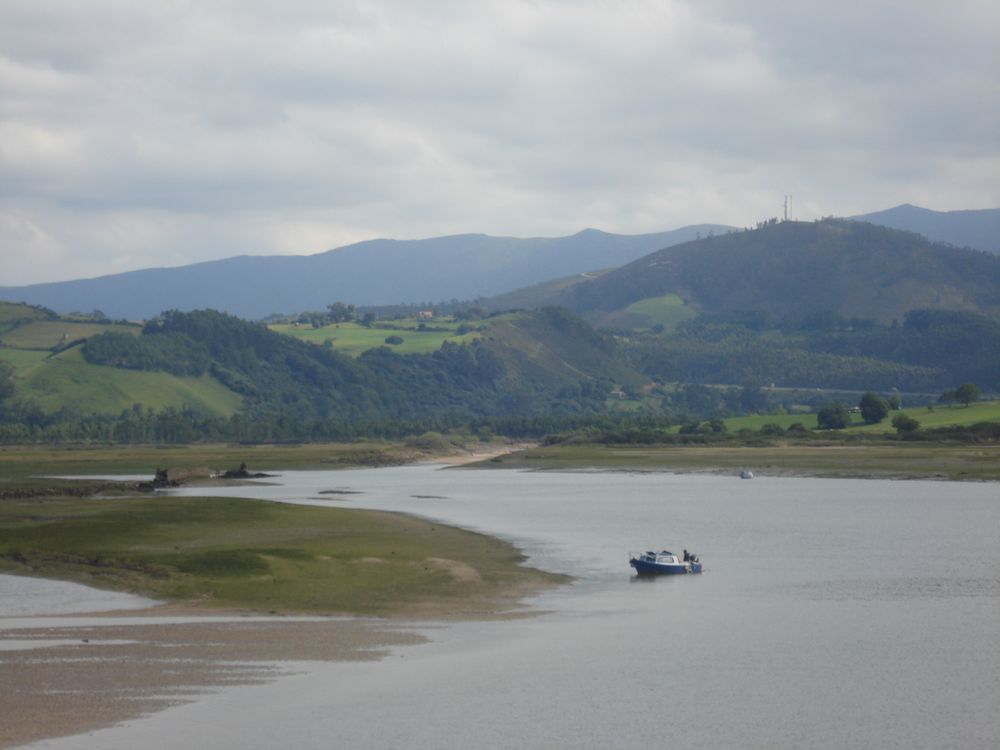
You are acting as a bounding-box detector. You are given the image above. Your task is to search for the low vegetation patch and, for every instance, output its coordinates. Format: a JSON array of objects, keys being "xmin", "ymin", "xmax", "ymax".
[{"xmin": 0, "ymin": 493, "xmax": 564, "ymax": 616}]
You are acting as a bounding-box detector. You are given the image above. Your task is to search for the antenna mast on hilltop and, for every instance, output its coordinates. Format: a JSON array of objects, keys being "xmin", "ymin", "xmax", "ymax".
[{"xmin": 783, "ymin": 195, "xmax": 793, "ymax": 221}]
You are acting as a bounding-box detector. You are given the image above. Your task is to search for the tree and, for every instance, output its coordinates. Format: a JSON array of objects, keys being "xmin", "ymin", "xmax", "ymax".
[
  {"xmin": 739, "ymin": 383, "xmax": 768, "ymax": 413},
  {"xmin": 327, "ymin": 302, "xmax": 356, "ymax": 323},
  {"xmin": 858, "ymin": 392, "xmax": 889, "ymax": 424},
  {"xmin": 817, "ymin": 401, "xmax": 851, "ymax": 429},
  {"xmin": 0, "ymin": 361, "xmax": 14, "ymax": 401},
  {"xmin": 954, "ymin": 382, "xmax": 980, "ymax": 406},
  {"xmin": 891, "ymin": 413, "xmax": 920, "ymax": 434}
]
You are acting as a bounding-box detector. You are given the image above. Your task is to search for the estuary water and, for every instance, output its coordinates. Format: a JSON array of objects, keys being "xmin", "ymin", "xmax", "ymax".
[{"xmin": 26, "ymin": 466, "xmax": 1000, "ymax": 749}]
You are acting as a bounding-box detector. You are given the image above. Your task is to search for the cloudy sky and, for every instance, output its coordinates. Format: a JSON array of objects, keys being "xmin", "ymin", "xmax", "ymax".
[{"xmin": 2, "ymin": 0, "xmax": 998, "ymax": 285}]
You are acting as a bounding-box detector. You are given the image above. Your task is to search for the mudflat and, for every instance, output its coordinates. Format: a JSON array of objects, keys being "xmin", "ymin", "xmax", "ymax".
[{"xmin": 0, "ymin": 614, "xmax": 423, "ymax": 748}]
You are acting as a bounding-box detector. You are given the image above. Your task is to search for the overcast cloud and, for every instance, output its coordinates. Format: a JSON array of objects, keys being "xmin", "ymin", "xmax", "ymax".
[{"xmin": 1, "ymin": 0, "xmax": 998, "ymax": 284}]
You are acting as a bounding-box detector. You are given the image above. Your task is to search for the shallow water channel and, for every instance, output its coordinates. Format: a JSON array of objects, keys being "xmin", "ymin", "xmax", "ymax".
[{"xmin": 22, "ymin": 465, "xmax": 1000, "ymax": 749}]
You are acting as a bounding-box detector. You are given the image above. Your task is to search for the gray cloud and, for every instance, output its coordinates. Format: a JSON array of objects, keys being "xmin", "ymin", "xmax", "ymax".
[{"xmin": 1, "ymin": 0, "xmax": 997, "ymax": 284}]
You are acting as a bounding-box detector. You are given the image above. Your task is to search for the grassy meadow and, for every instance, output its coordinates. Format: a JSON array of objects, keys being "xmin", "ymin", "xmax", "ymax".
[
  {"xmin": 624, "ymin": 294, "xmax": 697, "ymax": 330},
  {"xmin": 671, "ymin": 400, "xmax": 1000, "ymax": 434},
  {"xmin": 0, "ymin": 320, "xmax": 140, "ymax": 350},
  {"xmin": 5, "ymin": 347, "xmax": 243, "ymax": 416},
  {"xmin": 271, "ymin": 318, "xmax": 481, "ymax": 356}
]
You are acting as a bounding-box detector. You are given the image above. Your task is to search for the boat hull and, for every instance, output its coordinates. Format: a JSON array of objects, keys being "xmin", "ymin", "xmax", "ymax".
[{"xmin": 630, "ymin": 558, "xmax": 702, "ymax": 576}]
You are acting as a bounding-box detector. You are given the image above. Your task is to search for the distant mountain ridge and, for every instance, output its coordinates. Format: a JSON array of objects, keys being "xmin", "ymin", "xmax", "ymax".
[
  {"xmin": 850, "ymin": 204, "xmax": 1000, "ymax": 254},
  {"xmin": 0, "ymin": 225, "xmax": 733, "ymax": 320}
]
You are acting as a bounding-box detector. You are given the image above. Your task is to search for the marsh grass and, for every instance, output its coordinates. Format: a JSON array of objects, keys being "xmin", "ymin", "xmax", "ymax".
[
  {"xmin": 0, "ymin": 494, "xmax": 563, "ymax": 615},
  {"xmin": 0, "ymin": 441, "xmax": 563, "ymax": 616}
]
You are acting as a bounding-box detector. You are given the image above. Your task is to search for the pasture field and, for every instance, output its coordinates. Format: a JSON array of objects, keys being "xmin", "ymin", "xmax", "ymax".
[
  {"xmin": 0, "ymin": 301, "xmax": 51, "ymax": 324},
  {"xmin": 13, "ymin": 347, "xmax": 243, "ymax": 416},
  {"xmin": 716, "ymin": 401, "xmax": 1000, "ymax": 434},
  {"xmin": 0, "ymin": 320, "xmax": 140, "ymax": 350},
  {"xmin": 852, "ymin": 401, "xmax": 1000, "ymax": 432},
  {"xmin": 0, "ymin": 346, "xmax": 49, "ymax": 373},
  {"xmin": 271, "ymin": 319, "xmax": 481, "ymax": 356},
  {"xmin": 624, "ymin": 294, "xmax": 697, "ymax": 330}
]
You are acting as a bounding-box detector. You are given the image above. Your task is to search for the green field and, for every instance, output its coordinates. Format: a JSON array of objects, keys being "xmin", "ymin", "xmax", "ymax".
[
  {"xmin": 13, "ymin": 347, "xmax": 243, "ymax": 416},
  {"xmin": 0, "ymin": 320, "xmax": 140, "ymax": 350},
  {"xmin": 624, "ymin": 294, "xmax": 697, "ymax": 330},
  {"xmin": 716, "ymin": 400, "xmax": 1000, "ymax": 434},
  {"xmin": 852, "ymin": 401, "xmax": 1000, "ymax": 432},
  {"xmin": 271, "ymin": 320, "xmax": 481, "ymax": 356},
  {"xmin": 0, "ymin": 346, "xmax": 50, "ymax": 373}
]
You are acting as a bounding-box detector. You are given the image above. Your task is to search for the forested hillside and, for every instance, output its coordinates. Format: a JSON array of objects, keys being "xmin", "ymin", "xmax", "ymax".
[
  {"xmin": 625, "ymin": 309, "xmax": 1000, "ymax": 392},
  {"xmin": 558, "ymin": 219, "xmax": 1000, "ymax": 324},
  {"xmin": 0, "ymin": 308, "xmax": 633, "ymax": 441}
]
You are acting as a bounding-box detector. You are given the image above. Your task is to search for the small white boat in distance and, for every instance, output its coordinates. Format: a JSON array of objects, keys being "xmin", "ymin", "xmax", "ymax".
[{"xmin": 740, "ymin": 470, "xmax": 754, "ymax": 479}]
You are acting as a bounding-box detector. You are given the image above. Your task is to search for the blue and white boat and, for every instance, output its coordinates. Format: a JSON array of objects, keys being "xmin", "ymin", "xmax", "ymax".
[{"xmin": 629, "ymin": 549, "xmax": 703, "ymax": 575}]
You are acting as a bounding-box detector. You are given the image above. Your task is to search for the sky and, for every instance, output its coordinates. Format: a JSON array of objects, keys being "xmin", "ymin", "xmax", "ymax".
[{"xmin": 2, "ymin": 0, "xmax": 998, "ymax": 286}]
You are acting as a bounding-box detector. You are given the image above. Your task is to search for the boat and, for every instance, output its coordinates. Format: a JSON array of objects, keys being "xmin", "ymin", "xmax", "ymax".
[
  {"xmin": 739, "ymin": 470, "xmax": 754, "ymax": 479},
  {"xmin": 628, "ymin": 549, "xmax": 703, "ymax": 576}
]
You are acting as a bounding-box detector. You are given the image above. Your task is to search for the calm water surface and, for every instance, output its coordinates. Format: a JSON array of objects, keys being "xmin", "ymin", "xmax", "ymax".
[{"xmin": 27, "ymin": 466, "xmax": 1000, "ymax": 749}]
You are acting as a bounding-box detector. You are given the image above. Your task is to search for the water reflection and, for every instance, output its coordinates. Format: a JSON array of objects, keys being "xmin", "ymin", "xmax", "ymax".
[{"xmin": 41, "ymin": 465, "xmax": 998, "ymax": 750}]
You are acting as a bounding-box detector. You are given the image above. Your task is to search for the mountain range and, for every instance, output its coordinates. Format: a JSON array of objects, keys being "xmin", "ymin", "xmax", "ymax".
[
  {"xmin": 0, "ymin": 225, "xmax": 731, "ymax": 321},
  {"xmin": 850, "ymin": 204, "xmax": 1000, "ymax": 255},
  {"xmin": 0, "ymin": 204, "xmax": 996, "ymax": 322}
]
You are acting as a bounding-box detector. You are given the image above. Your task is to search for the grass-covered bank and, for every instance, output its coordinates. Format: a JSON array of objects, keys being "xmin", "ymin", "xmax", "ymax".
[
  {"xmin": 478, "ymin": 442, "xmax": 1000, "ymax": 481},
  {"xmin": 0, "ymin": 441, "xmax": 563, "ymax": 617},
  {"xmin": 0, "ymin": 494, "xmax": 564, "ymax": 617}
]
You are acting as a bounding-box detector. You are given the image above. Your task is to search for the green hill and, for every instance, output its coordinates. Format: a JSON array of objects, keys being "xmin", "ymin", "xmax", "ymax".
[
  {"xmin": 0, "ymin": 301, "xmax": 54, "ymax": 325},
  {"xmin": 0, "ymin": 306, "xmax": 243, "ymax": 417},
  {"xmin": 12, "ymin": 346, "xmax": 243, "ymax": 416},
  {"xmin": 64, "ymin": 308, "xmax": 641, "ymax": 428},
  {"xmin": 1, "ymin": 320, "xmax": 140, "ymax": 350},
  {"xmin": 559, "ymin": 219, "xmax": 1000, "ymax": 323}
]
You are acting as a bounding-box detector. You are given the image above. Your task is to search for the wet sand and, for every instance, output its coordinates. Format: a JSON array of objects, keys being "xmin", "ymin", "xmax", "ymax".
[{"xmin": 0, "ymin": 613, "xmax": 425, "ymax": 749}]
